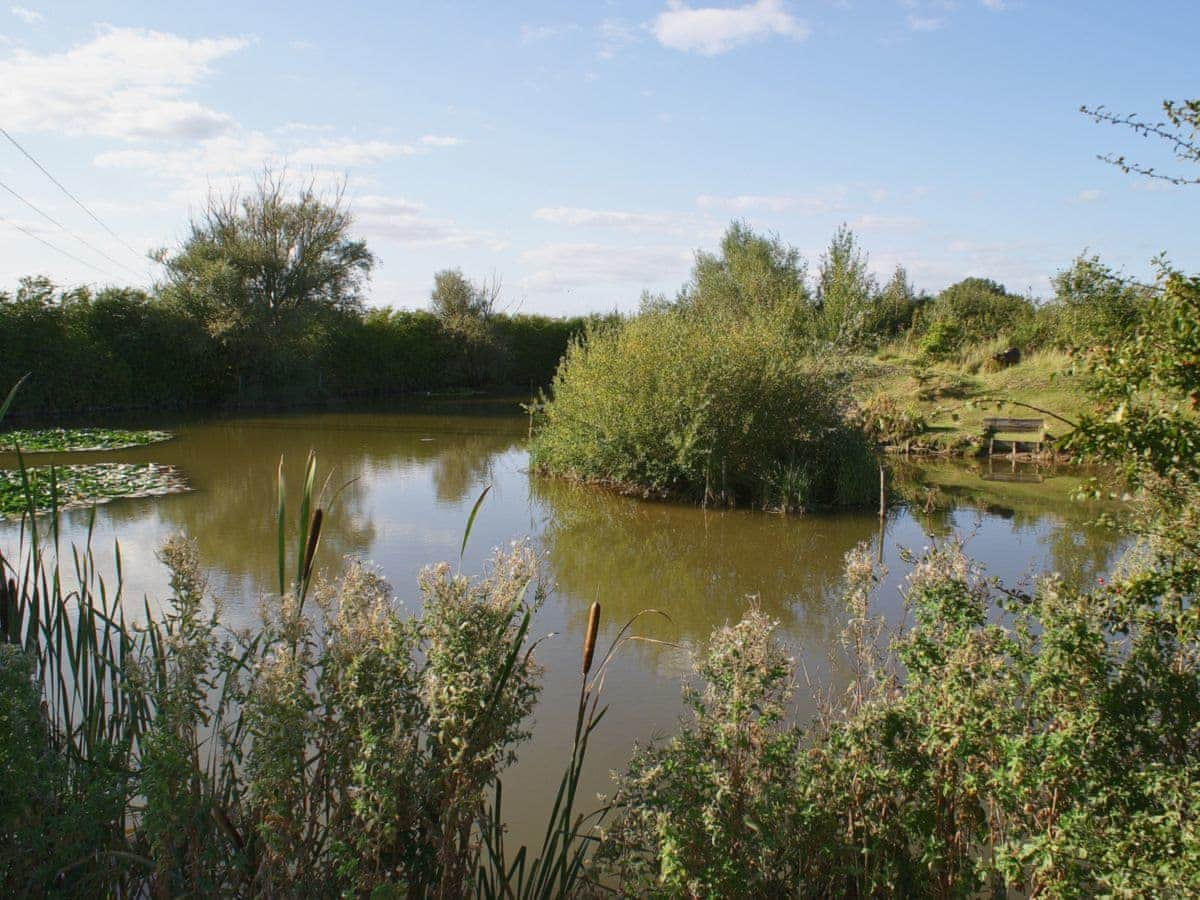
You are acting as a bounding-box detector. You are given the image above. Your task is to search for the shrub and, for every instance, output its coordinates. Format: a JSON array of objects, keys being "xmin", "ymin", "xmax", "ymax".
[
  {"xmin": 852, "ymin": 392, "xmax": 928, "ymax": 445},
  {"xmin": 531, "ymin": 310, "xmax": 877, "ymax": 511},
  {"xmin": 597, "ymin": 609, "xmax": 806, "ymax": 896},
  {"xmin": 918, "ymin": 278, "xmax": 1035, "ymax": 352},
  {"xmin": 1048, "ymin": 254, "xmax": 1146, "ymax": 350}
]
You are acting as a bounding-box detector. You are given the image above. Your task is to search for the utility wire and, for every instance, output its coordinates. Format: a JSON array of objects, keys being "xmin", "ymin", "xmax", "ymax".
[
  {"xmin": 0, "ymin": 177, "xmax": 146, "ymax": 279},
  {"xmin": 0, "ymin": 212, "xmax": 120, "ymax": 280},
  {"xmin": 0, "ymin": 125, "xmax": 146, "ymax": 261}
]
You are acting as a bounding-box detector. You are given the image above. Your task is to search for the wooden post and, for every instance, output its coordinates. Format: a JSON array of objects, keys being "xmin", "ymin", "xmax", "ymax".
[{"xmin": 879, "ymin": 465, "xmax": 887, "ymax": 520}]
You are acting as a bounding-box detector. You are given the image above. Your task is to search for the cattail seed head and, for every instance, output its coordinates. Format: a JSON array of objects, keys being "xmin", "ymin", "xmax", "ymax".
[{"xmin": 582, "ymin": 602, "xmax": 601, "ymax": 676}]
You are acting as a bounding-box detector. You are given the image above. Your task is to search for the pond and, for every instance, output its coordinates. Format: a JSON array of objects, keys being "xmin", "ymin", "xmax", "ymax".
[{"xmin": 0, "ymin": 400, "xmax": 1126, "ymax": 849}]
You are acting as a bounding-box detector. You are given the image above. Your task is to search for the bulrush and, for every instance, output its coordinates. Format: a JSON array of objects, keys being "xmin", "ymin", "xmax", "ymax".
[{"xmin": 582, "ymin": 601, "xmax": 600, "ymax": 676}]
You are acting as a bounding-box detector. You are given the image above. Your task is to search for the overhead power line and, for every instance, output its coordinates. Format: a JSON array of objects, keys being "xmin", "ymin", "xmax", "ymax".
[
  {"xmin": 0, "ymin": 125, "xmax": 146, "ymax": 262},
  {"xmin": 0, "ymin": 177, "xmax": 146, "ymax": 279},
  {"xmin": 0, "ymin": 212, "xmax": 120, "ymax": 280}
]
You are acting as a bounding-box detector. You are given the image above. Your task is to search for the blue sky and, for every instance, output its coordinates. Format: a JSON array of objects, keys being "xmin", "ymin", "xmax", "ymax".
[{"xmin": 0, "ymin": 1, "xmax": 1196, "ymax": 314}]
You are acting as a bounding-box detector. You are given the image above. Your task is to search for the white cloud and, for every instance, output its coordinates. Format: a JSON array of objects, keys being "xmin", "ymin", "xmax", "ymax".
[
  {"xmin": 520, "ymin": 242, "xmax": 692, "ymax": 292},
  {"xmin": 0, "ymin": 25, "xmax": 250, "ymax": 140},
  {"xmin": 10, "ymin": 5, "xmax": 41, "ymax": 24},
  {"xmin": 652, "ymin": 0, "xmax": 808, "ymax": 55},
  {"xmin": 696, "ymin": 192, "xmax": 839, "ymax": 213},
  {"xmin": 980, "ymin": 0, "xmax": 1009, "ymax": 9},
  {"xmin": 1069, "ymin": 188, "xmax": 1103, "ymax": 204}
]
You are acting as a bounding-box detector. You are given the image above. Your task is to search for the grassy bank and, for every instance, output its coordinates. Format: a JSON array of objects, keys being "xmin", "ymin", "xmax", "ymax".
[{"xmin": 851, "ymin": 347, "xmax": 1093, "ymax": 455}]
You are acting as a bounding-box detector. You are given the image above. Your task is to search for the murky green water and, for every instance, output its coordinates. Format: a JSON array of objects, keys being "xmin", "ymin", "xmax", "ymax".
[{"xmin": 0, "ymin": 401, "xmax": 1125, "ymax": 847}]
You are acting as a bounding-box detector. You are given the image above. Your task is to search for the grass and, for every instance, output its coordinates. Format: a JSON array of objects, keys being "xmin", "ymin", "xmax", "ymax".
[
  {"xmin": 850, "ymin": 346, "xmax": 1094, "ymax": 455},
  {"xmin": 0, "ymin": 462, "xmax": 189, "ymax": 517},
  {"xmin": 0, "ymin": 427, "xmax": 173, "ymax": 453}
]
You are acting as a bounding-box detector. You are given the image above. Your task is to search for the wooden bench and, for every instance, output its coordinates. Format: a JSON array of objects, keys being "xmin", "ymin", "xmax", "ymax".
[{"xmin": 982, "ymin": 417, "xmax": 1045, "ymax": 458}]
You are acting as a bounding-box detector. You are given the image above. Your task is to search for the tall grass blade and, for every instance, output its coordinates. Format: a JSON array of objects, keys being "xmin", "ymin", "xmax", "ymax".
[{"xmin": 461, "ymin": 483, "xmax": 492, "ymax": 562}]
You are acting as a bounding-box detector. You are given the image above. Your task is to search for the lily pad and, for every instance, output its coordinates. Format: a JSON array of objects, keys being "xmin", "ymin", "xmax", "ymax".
[
  {"xmin": 0, "ymin": 463, "xmax": 190, "ymax": 518},
  {"xmin": 0, "ymin": 428, "xmax": 173, "ymax": 453}
]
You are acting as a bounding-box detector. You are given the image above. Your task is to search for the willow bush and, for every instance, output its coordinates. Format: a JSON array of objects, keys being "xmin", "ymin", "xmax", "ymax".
[{"xmin": 530, "ymin": 311, "xmax": 877, "ymax": 511}]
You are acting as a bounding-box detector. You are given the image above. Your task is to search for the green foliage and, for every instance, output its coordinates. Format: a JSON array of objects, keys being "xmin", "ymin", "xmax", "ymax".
[
  {"xmin": 531, "ymin": 310, "xmax": 877, "ymax": 510},
  {"xmin": 1047, "ymin": 254, "xmax": 1146, "ymax": 349},
  {"xmin": 0, "ymin": 278, "xmax": 221, "ymax": 412},
  {"xmin": 918, "ymin": 277, "xmax": 1035, "ymax": 352},
  {"xmin": 0, "ymin": 277, "xmax": 584, "ymax": 415},
  {"xmin": 601, "ymin": 532, "xmax": 1200, "ymax": 897},
  {"xmin": 870, "ymin": 264, "xmax": 925, "ymax": 339},
  {"xmin": 0, "ymin": 459, "xmax": 566, "ymax": 896},
  {"xmin": 816, "ymin": 224, "xmax": 877, "ymax": 346},
  {"xmin": 1069, "ymin": 267, "xmax": 1200, "ymax": 487},
  {"xmin": 598, "ymin": 610, "xmax": 805, "ymax": 896},
  {"xmin": 157, "ymin": 170, "xmax": 374, "ymax": 394},
  {"xmin": 852, "ymin": 392, "xmax": 928, "ymax": 444},
  {"xmin": 682, "ymin": 221, "xmax": 814, "ymax": 337}
]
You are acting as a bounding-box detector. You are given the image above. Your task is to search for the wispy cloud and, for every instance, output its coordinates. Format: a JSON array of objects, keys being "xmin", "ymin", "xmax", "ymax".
[
  {"xmin": 9, "ymin": 5, "xmax": 42, "ymax": 24},
  {"xmin": 907, "ymin": 14, "xmax": 946, "ymax": 31},
  {"xmin": 597, "ymin": 18, "xmax": 638, "ymax": 59},
  {"xmin": 652, "ymin": 0, "xmax": 808, "ymax": 55},
  {"xmin": 521, "ymin": 23, "xmax": 577, "ymax": 44},
  {"xmin": 520, "ymin": 242, "xmax": 692, "ymax": 292},
  {"xmin": 1068, "ymin": 188, "xmax": 1103, "ymax": 204},
  {"xmin": 94, "ymin": 130, "xmax": 459, "ymax": 199},
  {"xmin": 696, "ymin": 191, "xmax": 841, "ymax": 213},
  {"xmin": 850, "ymin": 213, "xmax": 923, "ymax": 230},
  {"xmin": 534, "ymin": 205, "xmax": 717, "ymax": 238},
  {"xmin": 355, "ymin": 195, "xmax": 502, "ymax": 249}
]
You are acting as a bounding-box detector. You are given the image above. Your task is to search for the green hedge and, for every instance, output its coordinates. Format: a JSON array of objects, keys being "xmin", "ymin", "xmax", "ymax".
[{"xmin": 0, "ymin": 279, "xmax": 588, "ymax": 417}]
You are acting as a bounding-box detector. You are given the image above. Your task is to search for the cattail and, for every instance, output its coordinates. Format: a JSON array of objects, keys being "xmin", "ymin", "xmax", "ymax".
[
  {"xmin": 302, "ymin": 508, "xmax": 324, "ymax": 582},
  {"xmin": 581, "ymin": 602, "xmax": 601, "ymax": 676}
]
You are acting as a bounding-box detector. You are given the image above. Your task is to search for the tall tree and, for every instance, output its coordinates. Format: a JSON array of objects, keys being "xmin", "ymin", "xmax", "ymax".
[
  {"xmin": 682, "ymin": 222, "xmax": 812, "ymax": 335},
  {"xmin": 158, "ymin": 170, "xmax": 374, "ymax": 386},
  {"xmin": 429, "ymin": 269, "xmax": 506, "ymax": 386},
  {"xmin": 816, "ymin": 224, "xmax": 876, "ymax": 347}
]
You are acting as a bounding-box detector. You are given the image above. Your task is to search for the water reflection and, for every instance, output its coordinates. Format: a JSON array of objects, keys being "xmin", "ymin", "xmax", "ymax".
[
  {"xmin": 532, "ymin": 477, "xmax": 884, "ymax": 660},
  {"xmin": 889, "ymin": 459, "xmax": 1121, "ymax": 589}
]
